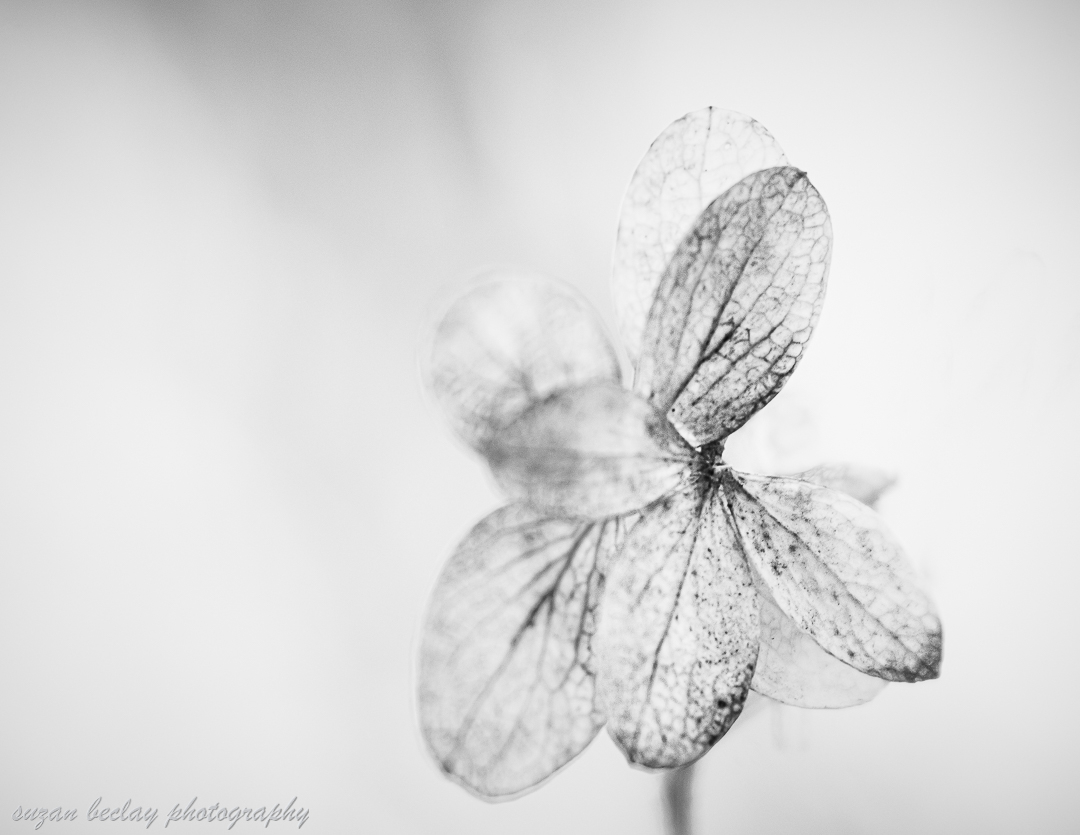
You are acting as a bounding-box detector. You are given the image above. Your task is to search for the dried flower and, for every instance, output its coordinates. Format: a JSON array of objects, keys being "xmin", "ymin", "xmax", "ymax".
[{"xmin": 417, "ymin": 107, "xmax": 942, "ymax": 799}]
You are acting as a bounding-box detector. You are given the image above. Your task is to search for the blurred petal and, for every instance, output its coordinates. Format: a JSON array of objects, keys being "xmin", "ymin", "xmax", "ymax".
[
  {"xmin": 635, "ymin": 167, "xmax": 832, "ymax": 447},
  {"xmin": 487, "ymin": 382, "xmax": 695, "ymax": 519},
  {"xmin": 794, "ymin": 464, "xmax": 897, "ymax": 509},
  {"xmin": 418, "ymin": 505, "xmax": 623, "ymax": 798},
  {"xmin": 612, "ymin": 107, "xmax": 787, "ymax": 366},
  {"xmin": 751, "ymin": 591, "xmax": 887, "ymax": 707},
  {"xmin": 723, "ymin": 471, "xmax": 942, "ymax": 682},
  {"xmin": 596, "ymin": 484, "xmax": 759, "ymax": 768},
  {"xmin": 426, "ymin": 272, "xmax": 621, "ymax": 451}
]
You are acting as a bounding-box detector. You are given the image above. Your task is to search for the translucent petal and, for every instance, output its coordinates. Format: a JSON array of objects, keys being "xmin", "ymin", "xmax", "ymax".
[
  {"xmin": 751, "ymin": 590, "xmax": 887, "ymax": 708},
  {"xmin": 635, "ymin": 167, "xmax": 833, "ymax": 447},
  {"xmin": 722, "ymin": 471, "xmax": 942, "ymax": 682},
  {"xmin": 612, "ymin": 107, "xmax": 787, "ymax": 366},
  {"xmin": 486, "ymin": 382, "xmax": 695, "ymax": 520},
  {"xmin": 418, "ymin": 505, "xmax": 624, "ymax": 798},
  {"xmin": 747, "ymin": 465, "xmax": 895, "ymax": 707},
  {"xmin": 794, "ymin": 464, "xmax": 897, "ymax": 509},
  {"xmin": 596, "ymin": 484, "xmax": 759, "ymax": 768},
  {"xmin": 426, "ymin": 272, "xmax": 621, "ymax": 451}
]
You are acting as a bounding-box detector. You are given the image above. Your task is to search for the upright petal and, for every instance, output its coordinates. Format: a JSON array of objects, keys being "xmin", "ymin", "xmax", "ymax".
[
  {"xmin": 612, "ymin": 108, "xmax": 788, "ymax": 366},
  {"xmin": 486, "ymin": 382, "xmax": 696, "ymax": 519},
  {"xmin": 635, "ymin": 167, "xmax": 832, "ymax": 447},
  {"xmin": 722, "ymin": 471, "xmax": 942, "ymax": 683},
  {"xmin": 418, "ymin": 505, "xmax": 623, "ymax": 798},
  {"xmin": 425, "ymin": 272, "xmax": 621, "ymax": 451},
  {"xmin": 596, "ymin": 484, "xmax": 759, "ymax": 768}
]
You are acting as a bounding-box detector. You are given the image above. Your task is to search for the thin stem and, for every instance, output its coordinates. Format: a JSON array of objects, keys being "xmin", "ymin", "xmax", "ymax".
[{"xmin": 661, "ymin": 763, "xmax": 696, "ymax": 835}]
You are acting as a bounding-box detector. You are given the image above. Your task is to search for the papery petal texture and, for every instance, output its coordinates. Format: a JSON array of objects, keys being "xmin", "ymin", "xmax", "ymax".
[
  {"xmin": 418, "ymin": 505, "xmax": 623, "ymax": 797},
  {"xmin": 750, "ymin": 590, "xmax": 887, "ymax": 708},
  {"xmin": 613, "ymin": 107, "xmax": 787, "ymax": 365},
  {"xmin": 722, "ymin": 471, "xmax": 942, "ymax": 682},
  {"xmin": 487, "ymin": 383, "xmax": 695, "ymax": 520},
  {"xmin": 596, "ymin": 484, "xmax": 759, "ymax": 768},
  {"xmin": 635, "ymin": 167, "xmax": 832, "ymax": 447},
  {"xmin": 426, "ymin": 272, "xmax": 621, "ymax": 451},
  {"xmin": 748, "ymin": 463, "xmax": 895, "ymax": 707}
]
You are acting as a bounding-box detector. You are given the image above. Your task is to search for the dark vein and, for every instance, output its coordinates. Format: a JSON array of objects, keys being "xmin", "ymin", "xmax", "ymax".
[
  {"xmin": 722, "ymin": 476, "xmax": 918, "ymax": 665},
  {"xmin": 661, "ymin": 173, "xmax": 802, "ymax": 411},
  {"xmin": 630, "ymin": 490, "xmax": 709, "ymax": 752},
  {"xmin": 444, "ymin": 535, "xmax": 576, "ymax": 663},
  {"xmin": 684, "ymin": 303, "xmax": 802, "ymax": 413},
  {"xmin": 446, "ymin": 525, "xmax": 596, "ymax": 765}
]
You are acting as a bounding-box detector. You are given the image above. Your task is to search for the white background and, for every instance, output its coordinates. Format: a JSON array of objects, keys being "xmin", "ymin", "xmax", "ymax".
[{"xmin": 0, "ymin": 1, "xmax": 1077, "ymax": 832}]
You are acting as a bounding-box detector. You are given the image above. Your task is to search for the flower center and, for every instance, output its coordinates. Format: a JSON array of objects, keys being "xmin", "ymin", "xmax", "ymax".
[{"xmin": 694, "ymin": 438, "xmax": 729, "ymax": 487}]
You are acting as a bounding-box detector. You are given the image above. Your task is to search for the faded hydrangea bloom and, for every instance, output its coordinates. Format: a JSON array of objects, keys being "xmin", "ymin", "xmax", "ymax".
[{"xmin": 417, "ymin": 107, "xmax": 943, "ymax": 799}]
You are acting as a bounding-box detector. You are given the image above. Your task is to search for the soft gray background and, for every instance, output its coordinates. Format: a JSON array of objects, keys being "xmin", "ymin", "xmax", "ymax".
[{"xmin": 0, "ymin": 1, "xmax": 1077, "ymax": 832}]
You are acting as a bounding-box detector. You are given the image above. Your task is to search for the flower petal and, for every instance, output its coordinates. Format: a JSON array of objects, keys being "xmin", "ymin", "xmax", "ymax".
[
  {"xmin": 486, "ymin": 382, "xmax": 695, "ymax": 520},
  {"xmin": 418, "ymin": 505, "xmax": 623, "ymax": 798},
  {"xmin": 751, "ymin": 590, "xmax": 887, "ymax": 708},
  {"xmin": 596, "ymin": 484, "xmax": 759, "ymax": 768},
  {"xmin": 794, "ymin": 463, "xmax": 897, "ymax": 509},
  {"xmin": 747, "ymin": 465, "xmax": 895, "ymax": 707},
  {"xmin": 635, "ymin": 167, "xmax": 832, "ymax": 447},
  {"xmin": 612, "ymin": 107, "xmax": 787, "ymax": 366},
  {"xmin": 426, "ymin": 271, "xmax": 621, "ymax": 452},
  {"xmin": 722, "ymin": 471, "xmax": 942, "ymax": 682}
]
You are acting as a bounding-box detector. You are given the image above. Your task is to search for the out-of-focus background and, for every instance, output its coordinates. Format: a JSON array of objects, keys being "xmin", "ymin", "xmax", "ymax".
[{"xmin": 0, "ymin": 1, "xmax": 1077, "ymax": 832}]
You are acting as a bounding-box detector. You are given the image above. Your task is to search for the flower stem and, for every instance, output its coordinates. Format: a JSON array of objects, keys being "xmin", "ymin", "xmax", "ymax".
[{"xmin": 661, "ymin": 763, "xmax": 696, "ymax": 835}]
